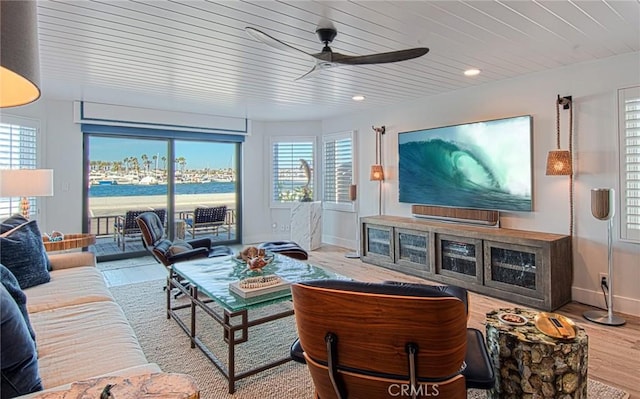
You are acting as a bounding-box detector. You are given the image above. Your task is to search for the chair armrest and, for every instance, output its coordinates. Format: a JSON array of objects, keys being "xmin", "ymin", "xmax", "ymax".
[
  {"xmin": 167, "ymin": 247, "xmax": 209, "ymax": 263},
  {"xmin": 48, "ymin": 252, "xmax": 97, "ymax": 270},
  {"xmin": 187, "ymin": 237, "xmax": 212, "ymax": 249},
  {"xmin": 463, "ymin": 328, "xmax": 495, "ymax": 390}
]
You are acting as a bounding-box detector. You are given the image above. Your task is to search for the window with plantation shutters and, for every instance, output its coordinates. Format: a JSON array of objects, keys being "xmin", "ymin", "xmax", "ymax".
[
  {"xmin": 323, "ymin": 131, "xmax": 355, "ymax": 212},
  {"xmin": 270, "ymin": 137, "xmax": 315, "ymax": 207},
  {"xmin": 619, "ymin": 86, "xmax": 640, "ymax": 242},
  {"xmin": 0, "ymin": 116, "xmax": 39, "ymax": 218}
]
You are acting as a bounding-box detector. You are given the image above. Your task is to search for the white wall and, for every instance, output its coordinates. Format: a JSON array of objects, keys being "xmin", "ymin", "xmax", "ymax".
[
  {"xmin": 322, "ymin": 52, "xmax": 640, "ymax": 316},
  {"xmin": 4, "ymin": 52, "xmax": 637, "ymax": 316},
  {"xmin": 242, "ymin": 120, "xmax": 322, "ymax": 244}
]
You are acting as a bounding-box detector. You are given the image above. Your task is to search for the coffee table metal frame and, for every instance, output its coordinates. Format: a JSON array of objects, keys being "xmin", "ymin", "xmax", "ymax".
[{"xmin": 167, "ymin": 254, "xmax": 344, "ymax": 394}]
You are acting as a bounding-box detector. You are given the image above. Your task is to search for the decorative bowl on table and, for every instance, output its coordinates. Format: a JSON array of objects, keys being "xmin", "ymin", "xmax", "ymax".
[{"xmin": 235, "ymin": 246, "xmax": 274, "ymax": 272}]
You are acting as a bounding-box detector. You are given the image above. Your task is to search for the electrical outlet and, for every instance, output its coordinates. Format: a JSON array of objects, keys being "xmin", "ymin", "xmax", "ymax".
[{"xmin": 599, "ymin": 273, "xmax": 608, "ymax": 287}]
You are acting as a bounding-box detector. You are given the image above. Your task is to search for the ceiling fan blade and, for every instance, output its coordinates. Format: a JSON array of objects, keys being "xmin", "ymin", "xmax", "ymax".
[
  {"xmin": 295, "ymin": 65, "xmax": 322, "ymax": 81},
  {"xmin": 245, "ymin": 27, "xmax": 312, "ymax": 58},
  {"xmin": 295, "ymin": 62, "xmax": 341, "ymax": 81},
  {"xmin": 330, "ymin": 47, "xmax": 429, "ymax": 65}
]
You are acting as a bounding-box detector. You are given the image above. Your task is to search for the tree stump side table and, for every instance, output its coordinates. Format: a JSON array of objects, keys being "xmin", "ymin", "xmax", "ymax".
[
  {"xmin": 485, "ymin": 308, "xmax": 588, "ymax": 399},
  {"xmin": 33, "ymin": 372, "xmax": 199, "ymax": 399}
]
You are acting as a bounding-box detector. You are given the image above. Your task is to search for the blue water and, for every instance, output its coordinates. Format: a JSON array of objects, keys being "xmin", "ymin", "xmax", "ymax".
[
  {"xmin": 398, "ymin": 139, "xmax": 532, "ymax": 212},
  {"xmin": 89, "ymin": 182, "xmax": 236, "ymax": 197}
]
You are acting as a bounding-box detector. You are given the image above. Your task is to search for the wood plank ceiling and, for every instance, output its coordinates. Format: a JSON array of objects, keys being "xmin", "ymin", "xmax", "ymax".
[{"xmin": 35, "ymin": 1, "xmax": 640, "ymax": 121}]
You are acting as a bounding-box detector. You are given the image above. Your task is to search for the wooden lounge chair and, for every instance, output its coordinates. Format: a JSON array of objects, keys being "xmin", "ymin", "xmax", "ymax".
[
  {"xmin": 184, "ymin": 206, "xmax": 230, "ymax": 238},
  {"xmin": 290, "ymin": 280, "xmax": 495, "ymax": 399},
  {"xmin": 114, "ymin": 208, "xmax": 166, "ymax": 250}
]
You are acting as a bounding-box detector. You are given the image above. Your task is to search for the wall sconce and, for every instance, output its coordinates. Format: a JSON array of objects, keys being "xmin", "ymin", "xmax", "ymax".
[
  {"xmin": 545, "ymin": 95, "xmax": 573, "ymax": 176},
  {"xmin": 369, "ymin": 165, "xmax": 384, "ymax": 181},
  {"xmin": 0, "ymin": 169, "xmax": 54, "ymax": 219},
  {"xmin": 545, "ymin": 95, "xmax": 575, "ymax": 236},
  {"xmin": 0, "ymin": 1, "xmax": 41, "ymax": 108},
  {"xmin": 371, "ymin": 126, "xmax": 386, "ymax": 215}
]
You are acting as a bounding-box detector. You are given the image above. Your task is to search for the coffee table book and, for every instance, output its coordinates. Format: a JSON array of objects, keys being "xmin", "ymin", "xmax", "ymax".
[{"xmin": 229, "ymin": 277, "xmax": 291, "ymax": 299}]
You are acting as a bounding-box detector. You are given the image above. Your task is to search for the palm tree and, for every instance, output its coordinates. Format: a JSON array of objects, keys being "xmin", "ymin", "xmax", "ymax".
[
  {"xmin": 161, "ymin": 156, "xmax": 167, "ymax": 177},
  {"xmin": 175, "ymin": 157, "xmax": 186, "ymax": 174},
  {"xmin": 141, "ymin": 154, "xmax": 149, "ymax": 175}
]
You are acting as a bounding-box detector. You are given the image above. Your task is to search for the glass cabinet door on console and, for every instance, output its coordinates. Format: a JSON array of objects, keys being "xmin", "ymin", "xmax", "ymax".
[
  {"xmin": 483, "ymin": 241, "xmax": 544, "ymax": 299},
  {"xmin": 363, "ymin": 224, "xmax": 394, "ymax": 262},
  {"xmin": 394, "ymin": 228, "xmax": 431, "ymax": 276},
  {"xmin": 436, "ymin": 234, "xmax": 483, "ymax": 284}
]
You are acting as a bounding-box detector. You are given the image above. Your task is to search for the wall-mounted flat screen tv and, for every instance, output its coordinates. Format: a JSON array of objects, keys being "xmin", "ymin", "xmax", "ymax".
[{"xmin": 398, "ymin": 115, "xmax": 533, "ymax": 212}]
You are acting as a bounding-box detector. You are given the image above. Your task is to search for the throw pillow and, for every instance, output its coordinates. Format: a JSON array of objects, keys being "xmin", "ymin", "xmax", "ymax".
[
  {"xmin": 1, "ymin": 215, "xmax": 52, "ymax": 272},
  {"xmin": 0, "ymin": 264, "xmax": 36, "ymax": 342},
  {"xmin": 0, "ymin": 284, "xmax": 43, "ymax": 397},
  {"xmin": 0, "ymin": 220, "xmax": 51, "ymax": 289},
  {"xmin": 0, "ymin": 214, "xmax": 28, "ymax": 234}
]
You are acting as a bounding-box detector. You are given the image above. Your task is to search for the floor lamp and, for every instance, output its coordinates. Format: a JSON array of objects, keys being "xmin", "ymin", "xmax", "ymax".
[
  {"xmin": 583, "ymin": 188, "xmax": 626, "ymax": 326},
  {"xmin": 0, "ymin": 169, "xmax": 54, "ymax": 219}
]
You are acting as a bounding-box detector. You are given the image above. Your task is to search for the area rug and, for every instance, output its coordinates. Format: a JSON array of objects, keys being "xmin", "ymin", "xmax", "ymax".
[{"xmin": 110, "ymin": 280, "xmax": 629, "ymax": 399}]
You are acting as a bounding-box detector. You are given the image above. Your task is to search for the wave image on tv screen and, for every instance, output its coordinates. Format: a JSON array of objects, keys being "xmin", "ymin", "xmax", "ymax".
[{"xmin": 398, "ymin": 115, "xmax": 532, "ymax": 212}]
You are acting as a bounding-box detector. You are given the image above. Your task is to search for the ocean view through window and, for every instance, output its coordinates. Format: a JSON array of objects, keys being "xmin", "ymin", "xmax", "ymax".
[{"xmin": 86, "ymin": 135, "xmax": 240, "ymax": 259}]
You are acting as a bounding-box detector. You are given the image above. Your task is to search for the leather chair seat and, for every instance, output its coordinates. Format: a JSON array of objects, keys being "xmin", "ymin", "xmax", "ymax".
[{"xmin": 258, "ymin": 240, "xmax": 308, "ymax": 260}]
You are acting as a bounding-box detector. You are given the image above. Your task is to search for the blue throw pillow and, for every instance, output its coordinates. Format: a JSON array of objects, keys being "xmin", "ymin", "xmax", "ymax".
[
  {"xmin": 0, "ymin": 284, "xmax": 43, "ymax": 397},
  {"xmin": 0, "ymin": 214, "xmax": 29, "ymax": 233},
  {"xmin": 0, "ymin": 264, "xmax": 36, "ymax": 342},
  {"xmin": 0, "ymin": 220, "xmax": 51, "ymax": 289}
]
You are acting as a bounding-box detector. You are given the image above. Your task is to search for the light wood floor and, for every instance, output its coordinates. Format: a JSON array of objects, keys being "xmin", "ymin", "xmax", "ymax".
[{"xmin": 101, "ymin": 244, "xmax": 640, "ymax": 399}]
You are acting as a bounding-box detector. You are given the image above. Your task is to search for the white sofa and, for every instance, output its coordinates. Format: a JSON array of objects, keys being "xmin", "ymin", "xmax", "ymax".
[{"xmin": 18, "ymin": 251, "xmax": 161, "ymax": 398}]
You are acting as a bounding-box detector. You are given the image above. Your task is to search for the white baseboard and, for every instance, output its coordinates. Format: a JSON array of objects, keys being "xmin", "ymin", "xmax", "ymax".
[
  {"xmin": 572, "ymin": 286, "xmax": 640, "ymax": 317},
  {"xmin": 321, "ymin": 234, "xmax": 356, "ymax": 251}
]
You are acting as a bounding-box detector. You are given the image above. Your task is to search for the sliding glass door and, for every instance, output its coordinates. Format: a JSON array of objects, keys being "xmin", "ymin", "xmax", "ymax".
[{"xmin": 85, "ymin": 135, "xmax": 240, "ymax": 261}]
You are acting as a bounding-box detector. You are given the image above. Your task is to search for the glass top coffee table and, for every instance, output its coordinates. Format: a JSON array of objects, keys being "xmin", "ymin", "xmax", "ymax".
[{"xmin": 168, "ymin": 254, "xmax": 347, "ymax": 394}]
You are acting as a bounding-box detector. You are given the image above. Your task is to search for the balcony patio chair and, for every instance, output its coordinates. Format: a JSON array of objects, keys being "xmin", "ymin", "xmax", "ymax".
[
  {"xmin": 289, "ymin": 280, "xmax": 495, "ymax": 399},
  {"xmin": 114, "ymin": 208, "xmax": 166, "ymax": 251},
  {"xmin": 184, "ymin": 205, "xmax": 230, "ymax": 239}
]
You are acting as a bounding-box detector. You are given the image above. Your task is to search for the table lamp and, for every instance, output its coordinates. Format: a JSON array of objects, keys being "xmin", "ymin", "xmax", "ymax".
[{"xmin": 0, "ymin": 169, "xmax": 54, "ymax": 219}]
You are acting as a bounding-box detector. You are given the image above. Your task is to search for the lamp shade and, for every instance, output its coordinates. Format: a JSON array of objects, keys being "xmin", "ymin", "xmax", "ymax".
[
  {"xmin": 0, "ymin": 1, "xmax": 41, "ymax": 108},
  {"xmin": 545, "ymin": 150, "xmax": 573, "ymax": 176},
  {"xmin": 370, "ymin": 165, "xmax": 384, "ymax": 181},
  {"xmin": 0, "ymin": 169, "xmax": 54, "ymax": 197},
  {"xmin": 591, "ymin": 188, "xmax": 614, "ymax": 221}
]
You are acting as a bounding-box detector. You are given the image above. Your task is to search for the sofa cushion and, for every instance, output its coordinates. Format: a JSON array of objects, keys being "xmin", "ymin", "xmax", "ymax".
[
  {"xmin": 0, "ymin": 220, "xmax": 50, "ymax": 289},
  {"xmin": 0, "ymin": 285, "xmax": 43, "ymax": 397},
  {"xmin": 0, "ymin": 263, "xmax": 36, "ymax": 341},
  {"xmin": 24, "ymin": 266, "xmax": 114, "ymax": 314},
  {"xmin": 29, "ymin": 301, "xmax": 150, "ymax": 389}
]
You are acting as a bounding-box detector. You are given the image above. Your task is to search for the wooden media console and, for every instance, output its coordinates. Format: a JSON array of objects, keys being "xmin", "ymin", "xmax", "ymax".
[{"xmin": 360, "ymin": 215, "xmax": 572, "ymax": 311}]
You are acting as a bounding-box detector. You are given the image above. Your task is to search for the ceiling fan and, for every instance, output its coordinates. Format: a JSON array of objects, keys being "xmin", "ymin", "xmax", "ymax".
[{"xmin": 245, "ymin": 22, "xmax": 429, "ymax": 80}]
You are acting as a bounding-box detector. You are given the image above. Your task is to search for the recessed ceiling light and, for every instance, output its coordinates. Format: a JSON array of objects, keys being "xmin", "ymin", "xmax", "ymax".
[
  {"xmin": 352, "ymin": 95, "xmax": 365, "ymax": 101},
  {"xmin": 464, "ymin": 69, "xmax": 481, "ymax": 76}
]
